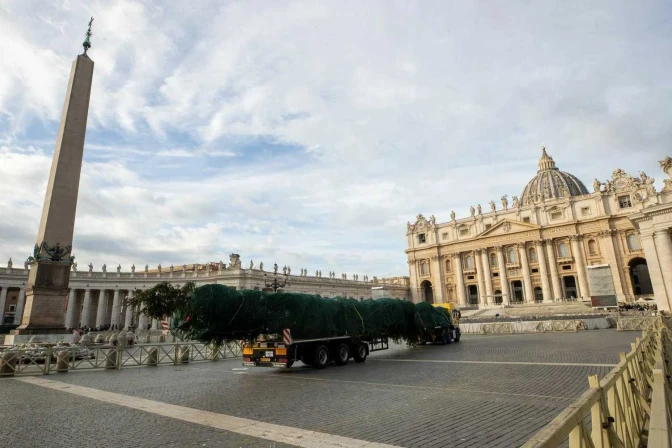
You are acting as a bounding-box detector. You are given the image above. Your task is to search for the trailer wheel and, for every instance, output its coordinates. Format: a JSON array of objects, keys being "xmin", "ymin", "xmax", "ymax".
[
  {"xmin": 333, "ymin": 343, "xmax": 350, "ymax": 366},
  {"xmin": 441, "ymin": 330, "xmax": 451, "ymax": 345},
  {"xmin": 353, "ymin": 343, "xmax": 368, "ymax": 363},
  {"xmin": 313, "ymin": 345, "xmax": 329, "ymax": 369}
]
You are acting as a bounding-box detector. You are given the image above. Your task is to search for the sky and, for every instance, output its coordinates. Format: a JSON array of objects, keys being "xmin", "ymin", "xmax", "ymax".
[{"xmin": 1, "ymin": 1, "xmax": 671, "ymax": 278}]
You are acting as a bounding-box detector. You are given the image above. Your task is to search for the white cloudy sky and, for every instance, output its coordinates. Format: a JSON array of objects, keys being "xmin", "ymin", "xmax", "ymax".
[{"xmin": 1, "ymin": 1, "xmax": 671, "ymax": 277}]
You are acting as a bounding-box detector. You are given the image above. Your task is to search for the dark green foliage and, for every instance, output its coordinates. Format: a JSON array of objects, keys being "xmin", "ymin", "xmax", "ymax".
[
  {"xmin": 171, "ymin": 284, "xmax": 452, "ymax": 345},
  {"xmin": 130, "ymin": 282, "xmax": 195, "ymax": 320}
]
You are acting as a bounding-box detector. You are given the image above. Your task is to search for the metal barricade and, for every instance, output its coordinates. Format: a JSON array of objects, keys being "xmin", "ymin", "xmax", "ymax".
[
  {"xmin": 523, "ymin": 317, "xmax": 671, "ymax": 447},
  {"xmin": 0, "ymin": 341, "xmax": 243, "ymax": 377}
]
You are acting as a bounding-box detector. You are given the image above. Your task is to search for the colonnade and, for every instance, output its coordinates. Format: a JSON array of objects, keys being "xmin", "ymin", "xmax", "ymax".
[{"xmin": 63, "ymin": 288, "xmax": 159, "ymax": 330}]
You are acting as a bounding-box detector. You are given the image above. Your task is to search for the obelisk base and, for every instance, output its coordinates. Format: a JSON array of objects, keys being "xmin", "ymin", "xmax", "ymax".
[{"xmin": 11, "ymin": 262, "xmax": 70, "ymax": 335}]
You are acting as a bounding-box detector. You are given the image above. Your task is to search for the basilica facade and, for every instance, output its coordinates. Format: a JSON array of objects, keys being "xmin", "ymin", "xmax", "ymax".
[{"xmin": 406, "ymin": 148, "xmax": 672, "ymax": 312}]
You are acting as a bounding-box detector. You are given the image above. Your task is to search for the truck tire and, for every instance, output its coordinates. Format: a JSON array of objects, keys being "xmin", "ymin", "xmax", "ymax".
[
  {"xmin": 333, "ymin": 343, "xmax": 350, "ymax": 366},
  {"xmin": 313, "ymin": 345, "xmax": 330, "ymax": 369},
  {"xmin": 353, "ymin": 342, "xmax": 368, "ymax": 363},
  {"xmin": 442, "ymin": 330, "xmax": 451, "ymax": 345}
]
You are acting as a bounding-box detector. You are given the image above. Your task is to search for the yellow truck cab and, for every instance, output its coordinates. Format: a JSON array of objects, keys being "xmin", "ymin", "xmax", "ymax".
[{"xmin": 432, "ymin": 303, "xmax": 462, "ymax": 326}]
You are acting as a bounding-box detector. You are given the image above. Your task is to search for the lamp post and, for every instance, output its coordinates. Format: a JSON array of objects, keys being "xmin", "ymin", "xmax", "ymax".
[{"xmin": 264, "ymin": 263, "xmax": 289, "ymax": 293}]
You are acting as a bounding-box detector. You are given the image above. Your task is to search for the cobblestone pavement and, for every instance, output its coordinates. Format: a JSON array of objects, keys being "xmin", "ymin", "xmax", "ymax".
[{"xmin": 0, "ymin": 330, "xmax": 638, "ymax": 448}]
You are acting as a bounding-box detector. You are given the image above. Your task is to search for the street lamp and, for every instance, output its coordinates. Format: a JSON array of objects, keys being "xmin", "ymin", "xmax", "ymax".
[{"xmin": 264, "ymin": 263, "xmax": 289, "ymax": 293}]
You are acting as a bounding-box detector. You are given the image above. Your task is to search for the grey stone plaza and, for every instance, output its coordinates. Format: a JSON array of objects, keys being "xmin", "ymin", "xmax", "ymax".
[{"xmin": 0, "ymin": 330, "xmax": 638, "ymax": 447}]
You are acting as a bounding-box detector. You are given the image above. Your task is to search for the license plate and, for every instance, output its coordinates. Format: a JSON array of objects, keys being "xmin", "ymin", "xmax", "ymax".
[
  {"xmin": 261, "ymin": 357, "xmax": 270, "ymax": 362},
  {"xmin": 265, "ymin": 351, "xmax": 274, "ymax": 357}
]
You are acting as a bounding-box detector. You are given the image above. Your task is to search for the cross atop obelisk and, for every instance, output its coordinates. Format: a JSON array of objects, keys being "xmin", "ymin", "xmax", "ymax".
[{"xmin": 12, "ymin": 20, "xmax": 96, "ymax": 336}]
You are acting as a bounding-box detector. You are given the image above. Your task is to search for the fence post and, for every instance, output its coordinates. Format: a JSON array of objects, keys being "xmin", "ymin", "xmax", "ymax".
[
  {"xmin": 0, "ymin": 351, "xmax": 18, "ymax": 376},
  {"xmin": 44, "ymin": 346, "xmax": 52, "ymax": 375},
  {"xmin": 174, "ymin": 342, "xmax": 179, "ymax": 365}
]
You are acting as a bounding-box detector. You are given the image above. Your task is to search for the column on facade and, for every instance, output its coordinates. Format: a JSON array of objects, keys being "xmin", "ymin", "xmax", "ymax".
[
  {"xmin": 653, "ymin": 231, "xmax": 672, "ymax": 311},
  {"xmin": 110, "ymin": 289, "xmax": 121, "ymax": 328},
  {"xmin": 13, "ymin": 287, "xmax": 26, "ymax": 325},
  {"xmin": 475, "ymin": 249, "xmax": 487, "ymax": 306},
  {"xmin": 453, "ymin": 253, "xmax": 467, "ymax": 307},
  {"xmin": 571, "ymin": 235, "xmax": 590, "ymax": 299},
  {"xmin": 536, "ymin": 240, "xmax": 553, "ymax": 302},
  {"xmin": 409, "ymin": 260, "xmax": 420, "ymax": 303},
  {"xmin": 495, "ymin": 246, "xmax": 510, "ymax": 305},
  {"xmin": 0, "ymin": 286, "xmax": 7, "ymax": 324},
  {"xmin": 430, "ymin": 255, "xmax": 445, "ymax": 303},
  {"xmin": 95, "ymin": 289, "xmax": 108, "ymax": 328},
  {"xmin": 518, "ymin": 244, "xmax": 534, "ymax": 303},
  {"xmin": 80, "ymin": 289, "xmax": 92, "ymax": 327},
  {"xmin": 151, "ymin": 318, "xmax": 159, "ymax": 330},
  {"xmin": 64, "ymin": 289, "xmax": 77, "ymax": 328},
  {"xmin": 599, "ymin": 230, "xmax": 626, "ymax": 301},
  {"xmin": 479, "ymin": 248, "xmax": 494, "ymax": 304},
  {"xmin": 138, "ymin": 307, "xmax": 149, "ymax": 331},
  {"xmin": 545, "ymin": 240, "xmax": 563, "ymax": 300},
  {"xmin": 124, "ymin": 290, "xmax": 134, "ymax": 330},
  {"xmin": 639, "ymin": 233, "xmax": 669, "ymax": 311}
]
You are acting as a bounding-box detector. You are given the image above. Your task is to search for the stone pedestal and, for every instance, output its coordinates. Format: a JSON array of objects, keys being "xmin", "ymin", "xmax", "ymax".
[{"xmin": 11, "ymin": 262, "xmax": 70, "ymax": 335}]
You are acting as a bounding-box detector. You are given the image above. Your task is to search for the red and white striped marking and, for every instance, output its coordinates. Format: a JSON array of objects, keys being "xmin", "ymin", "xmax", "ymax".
[
  {"xmin": 282, "ymin": 328, "xmax": 293, "ymax": 345},
  {"xmin": 161, "ymin": 318, "xmax": 170, "ymax": 335}
]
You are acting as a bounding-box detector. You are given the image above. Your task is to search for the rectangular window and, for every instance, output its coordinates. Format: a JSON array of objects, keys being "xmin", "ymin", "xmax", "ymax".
[
  {"xmin": 442, "ymin": 232, "xmax": 448, "ymax": 240},
  {"xmin": 562, "ymin": 265, "xmax": 572, "ymax": 271},
  {"xmin": 531, "ymin": 268, "xmax": 539, "ymax": 274},
  {"xmin": 9, "ymin": 305, "xmax": 16, "ymax": 312},
  {"xmin": 581, "ymin": 207, "xmax": 591, "ymax": 216},
  {"xmin": 485, "ymin": 223, "xmax": 492, "ymax": 230},
  {"xmin": 550, "ymin": 211, "xmax": 562, "ymax": 220},
  {"xmin": 522, "ymin": 217, "xmax": 530, "ymax": 223},
  {"xmin": 467, "ymin": 275, "xmax": 474, "ymax": 280},
  {"xmin": 459, "ymin": 228, "xmax": 469, "ymax": 236},
  {"xmin": 493, "ymin": 272, "xmax": 499, "ymax": 277},
  {"xmin": 618, "ymin": 195, "xmax": 632, "ymax": 208},
  {"xmin": 418, "ymin": 233, "xmax": 426, "ymax": 244}
]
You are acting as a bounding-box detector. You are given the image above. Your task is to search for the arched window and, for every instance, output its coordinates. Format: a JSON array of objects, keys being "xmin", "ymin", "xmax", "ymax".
[
  {"xmin": 490, "ymin": 253, "xmax": 497, "ymax": 267},
  {"xmin": 558, "ymin": 242, "xmax": 570, "ymax": 258},
  {"xmin": 508, "ymin": 248, "xmax": 518, "ymax": 263},
  {"xmin": 420, "ymin": 262, "xmax": 429, "ymax": 275},
  {"xmin": 528, "ymin": 248, "xmax": 537, "ymax": 263},
  {"xmin": 445, "ymin": 260, "xmax": 451, "ymax": 272},
  {"xmin": 588, "ymin": 239, "xmax": 598, "ymax": 255},
  {"xmin": 627, "ymin": 234, "xmax": 641, "ymax": 251},
  {"xmin": 465, "ymin": 255, "xmax": 474, "ymax": 269}
]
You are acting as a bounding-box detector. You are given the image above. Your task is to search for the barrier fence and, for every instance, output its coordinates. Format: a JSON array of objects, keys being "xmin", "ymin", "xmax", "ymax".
[
  {"xmin": 0, "ymin": 341, "xmax": 243, "ymax": 377},
  {"xmin": 522, "ymin": 317, "xmax": 671, "ymax": 448}
]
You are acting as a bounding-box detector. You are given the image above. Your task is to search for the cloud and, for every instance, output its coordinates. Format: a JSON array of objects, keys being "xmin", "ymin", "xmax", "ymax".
[{"xmin": 0, "ymin": 0, "xmax": 671, "ymax": 277}]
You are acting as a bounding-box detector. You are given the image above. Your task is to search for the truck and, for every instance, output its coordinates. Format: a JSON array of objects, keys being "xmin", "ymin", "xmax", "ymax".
[
  {"xmin": 243, "ymin": 329, "xmax": 389, "ymax": 369},
  {"xmin": 416, "ymin": 303, "xmax": 461, "ymax": 345}
]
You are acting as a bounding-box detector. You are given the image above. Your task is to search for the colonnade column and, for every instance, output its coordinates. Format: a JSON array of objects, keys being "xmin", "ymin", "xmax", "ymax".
[
  {"xmin": 13, "ymin": 288, "xmax": 26, "ymax": 325},
  {"xmin": 151, "ymin": 318, "xmax": 159, "ymax": 330},
  {"xmin": 430, "ymin": 255, "xmax": 445, "ymax": 303},
  {"xmin": 453, "ymin": 254, "xmax": 467, "ymax": 307},
  {"xmin": 80, "ymin": 289, "xmax": 92, "ymax": 327},
  {"xmin": 0, "ymin": 287, "xmax": 7, "ymax": 324},
  {"xmin": 95, "ymin": 289, "xmax": 108, "ymax": 328},
  {"xmin": 545, "ymin": 240, "xmax": 563, "ymax": 300},
  {"xmin": 65, "ymin": 289, "xmax": 77, "ymax": 328},
  {"xmin": 124, "ymin": 290, "xmax": 134, "ymax": 330},
  {"xmin": 480, "ymin": 249, "xmax": 493, "ymax": 304},
  {"xmin": 652, "ymin": 231, "xmax": 672, "ymax": 311},
  {"xmin": 536, "ymin": 240, "xmax": 552, "ymax": 302},
  {"xmin": 475, "ymin": 249, "xmax": 487, "ymax": 306},
  {"xmin": 571, "ymin": 235, "xmax": 590, "ymax": 299},
  {"xmin": 110, "ymin": 289, "xmax": 121, "ymax": 327},
  {"xmin": 518, "ymin": 244, "xmax": 534, "ymax": 303},
  {"xmin": 495, "ymin": 246, "xmax": 510, "ymax": 305}
]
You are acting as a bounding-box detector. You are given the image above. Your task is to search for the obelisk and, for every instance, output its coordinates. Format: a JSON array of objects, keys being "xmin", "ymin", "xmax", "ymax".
[{"xmin": 12, "ymin": 19, "xmax": 95, "ymax": 335}]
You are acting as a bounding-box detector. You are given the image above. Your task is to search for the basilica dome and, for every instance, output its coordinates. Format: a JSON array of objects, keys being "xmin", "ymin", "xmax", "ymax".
[{"xmin": 520, "ymin": 147, "xmax": 589, "ymax": 206}]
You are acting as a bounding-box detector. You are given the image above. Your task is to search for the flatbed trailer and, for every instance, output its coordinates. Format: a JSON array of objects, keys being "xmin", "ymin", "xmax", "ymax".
[{"xmin": 243, "ymin": 329, "xmax": 389, "ymax": 369}]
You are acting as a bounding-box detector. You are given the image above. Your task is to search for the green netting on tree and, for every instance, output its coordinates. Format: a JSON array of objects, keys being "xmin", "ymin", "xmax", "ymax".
[
  {"xmin": 172, "ymin": 284, "xmax": 449, "ymax": 345},
  {"xmin": 414, "ymin": 302, "xmax": 452, "ymax": 333}
]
